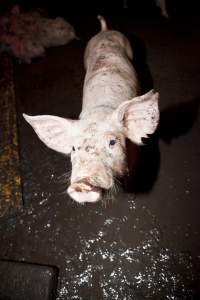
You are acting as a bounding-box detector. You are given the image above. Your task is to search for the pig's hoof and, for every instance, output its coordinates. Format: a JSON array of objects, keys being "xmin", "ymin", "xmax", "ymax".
[{"xmin": 67, "ymin": 182, "xmax": 101, "ymax": 203}]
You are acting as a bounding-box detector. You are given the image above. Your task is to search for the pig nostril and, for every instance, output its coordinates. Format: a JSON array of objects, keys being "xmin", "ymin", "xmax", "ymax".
[
  {"xmin": 67, "ymin": 182, "xmax": 101, "ymax": 203},
  {"xmin": 74, "ymin": 186, "xmax": 82, "ymax": 192}
]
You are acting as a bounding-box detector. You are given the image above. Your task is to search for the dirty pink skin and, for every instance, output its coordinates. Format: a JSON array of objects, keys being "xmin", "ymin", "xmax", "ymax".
[
  {"xmin": 0, "ymin": 5, "xmax": 76, "ymax": 63},
  {"xmin": 23, "ymin": 16, "xmax": 159, "ymax": 203}
]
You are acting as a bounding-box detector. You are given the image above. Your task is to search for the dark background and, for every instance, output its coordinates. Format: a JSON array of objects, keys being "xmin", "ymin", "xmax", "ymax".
[
  {"xmin": 0, "ymin": 0, "xmax": 200, "ymax": 16},
  {"xmin": 0, "ymin": 0, "xmax": 200, "ymax": 299}
]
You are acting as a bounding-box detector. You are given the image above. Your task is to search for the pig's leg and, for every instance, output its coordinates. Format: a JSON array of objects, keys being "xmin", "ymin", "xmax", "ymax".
[{"xmin": 155, "ymin": 0, "xmax": 169, "ymax": 18}]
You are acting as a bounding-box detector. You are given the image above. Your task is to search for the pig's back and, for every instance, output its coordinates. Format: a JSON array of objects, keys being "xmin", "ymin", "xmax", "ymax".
[{"xmin": 81, "ymin": 30, "xmax": 139, "ymax": 118}]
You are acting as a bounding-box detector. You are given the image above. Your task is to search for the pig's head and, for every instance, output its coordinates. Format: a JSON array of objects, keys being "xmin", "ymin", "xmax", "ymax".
[
  {"xmin": 43, "ymin": 17, "xmax": 77, "ymax": 47},
  {"xmin": 23, "ymin": 90, "xmax": 159, "ymax": 203}
]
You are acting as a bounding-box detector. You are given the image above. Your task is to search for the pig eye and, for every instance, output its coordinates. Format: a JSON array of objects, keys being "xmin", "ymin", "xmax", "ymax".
[{"xmin": 109, "ymin": 139, "xmax": 116, "ymax": 147}]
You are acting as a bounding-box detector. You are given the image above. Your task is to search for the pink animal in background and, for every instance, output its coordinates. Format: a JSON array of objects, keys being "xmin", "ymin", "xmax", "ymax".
[
  {"xmin": 0, "ymin": 5, "xmax": 77, "ymax": 63},
  {"xmin": 155, "ymin": 0, "xmax": 169, "ymax": 18},
  {"xmin": 122, "ymin": 0, "xmax": 169, "ymax": 18},
  {"xmin": 24, "ymin": 16, "xmax": 159, "ymax": 203}
]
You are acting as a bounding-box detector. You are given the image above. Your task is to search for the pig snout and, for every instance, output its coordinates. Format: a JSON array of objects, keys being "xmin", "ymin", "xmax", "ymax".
[
  {"xmin": 67, "ymin": 179, "xmax": 102, "ymax": 203},
  {"xmin": 68, "ymin": 167, "xmax": 114, "ymax": 203}
]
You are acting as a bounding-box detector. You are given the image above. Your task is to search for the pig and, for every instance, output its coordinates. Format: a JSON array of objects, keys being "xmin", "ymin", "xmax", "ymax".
[
  {"xmin": 0, "ymin": 33, "xmax": 45, "ymax": 63},
  {"xmin": 23, "ymin": 16, "xmax": 159, "ymax": 203},
  {"xmin": 122, "ymin": 0, "xmax": 169, "ymax": 18},
  {"xmin": 155, "ymin": 0, "xmax": 169, "ymax": 18},
  {"xmin": 0, "ymin": 6, "xmax": 77, "ymax": 63},
  {"xmin": 37, "ymin": 17, "xmax": 77, "ymax": 48}
]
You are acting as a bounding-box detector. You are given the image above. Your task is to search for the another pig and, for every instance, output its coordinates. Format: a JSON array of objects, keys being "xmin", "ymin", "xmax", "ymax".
[
  {"xmin": 0, "ymin": 34, "xmax": 45, "ymax": 63},
  {"xmin": 155, "ymin": 0, "xmax": 169, "ymax": 18},
  {"xmin": 0, "ymin": 6, "xmax": 77, "ymax": 63},
  {"xmin": 23, "ymin": 16, "xmax": 159, "ymax": 203}
]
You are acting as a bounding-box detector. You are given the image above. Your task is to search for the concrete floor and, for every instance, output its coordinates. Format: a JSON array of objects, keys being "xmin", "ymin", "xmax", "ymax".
[{"xmin": 0, "ymin": 12, "xmax": 200, "ymax": 299}]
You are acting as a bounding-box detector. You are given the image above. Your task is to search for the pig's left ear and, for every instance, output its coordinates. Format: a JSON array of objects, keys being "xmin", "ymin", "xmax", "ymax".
[
  {"xmin": 113, "ymin": 90, "xmax": 159, "ymax": 145},
  {"xmin": 23, "ymin": 114, "xmax": 78, "ymax": 155}
]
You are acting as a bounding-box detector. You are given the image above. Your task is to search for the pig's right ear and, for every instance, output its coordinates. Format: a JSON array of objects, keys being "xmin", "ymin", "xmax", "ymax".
[
  {"xmin": 112, "ymin": 90, "xmax": 159, "ymax": 145},
  {"xmin": 23, "ymin": 114, "xmax": 78, "ymax": 155}
]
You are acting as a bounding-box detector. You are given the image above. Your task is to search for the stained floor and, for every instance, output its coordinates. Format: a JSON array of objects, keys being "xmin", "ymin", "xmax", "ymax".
[{"xmin": 0, "ymin": 10, "xmax": 200, "ymax": 300}]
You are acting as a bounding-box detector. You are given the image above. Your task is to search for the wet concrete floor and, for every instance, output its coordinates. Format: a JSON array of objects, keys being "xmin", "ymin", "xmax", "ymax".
[{"xmin": 0, "ymin": 13, "xmax": 200, "ymax": 299}]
